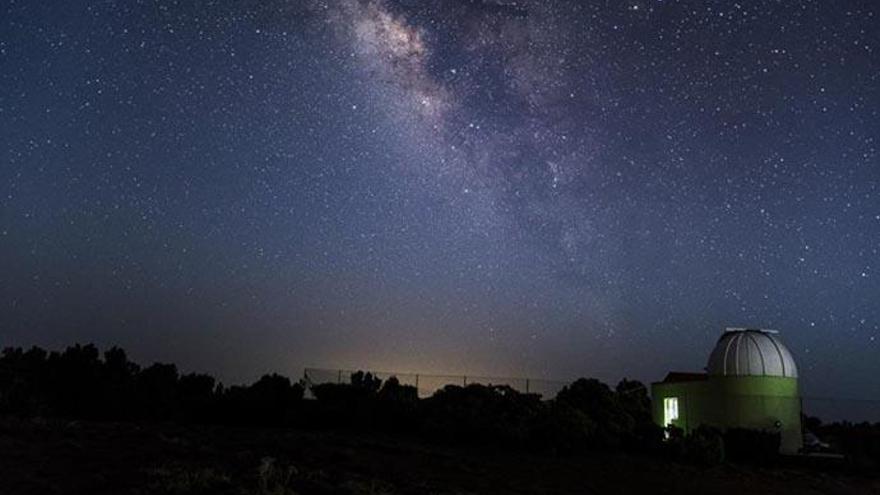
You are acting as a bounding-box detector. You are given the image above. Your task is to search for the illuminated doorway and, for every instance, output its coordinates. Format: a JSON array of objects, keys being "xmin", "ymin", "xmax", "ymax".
[{"xmin": 663, "ymin": 397, "xmax": 679, "ymax": 427}]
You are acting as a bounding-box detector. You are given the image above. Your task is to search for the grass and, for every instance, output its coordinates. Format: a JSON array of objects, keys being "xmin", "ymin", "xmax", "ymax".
[{"xmin": 1, "ymin": 416, "xmax": 878, "ymax": 494}]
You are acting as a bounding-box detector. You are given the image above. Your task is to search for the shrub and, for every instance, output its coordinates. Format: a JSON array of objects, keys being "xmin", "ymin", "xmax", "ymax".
[
  {"xmin": 218, "ymin": 374, "xmax": 303, "ymax": 426},
  {"xmin": 528, "ymin": 402, "xmax": 596, "ymax": 454},
  {"xmin": 421, "ymin": 384, "xmax": 542, "ymax": 446},
  {"xmin": 816, "ymin": 421, "xmax": 880, "ymax": 468},
  {"xmin": 554, "ymin": 378, "xmax": 646, "ymax": 449},
  {"xmin": 723, "ymin": 428, "xmax": 780, "ymax": 463},
  {"xmin": 375, "ymin": 376, "xmax": 419, "ymax": 431},
  {"xmin": 309, "ymin": 371, "xmax": 389, "ymax": 428},
  {"xmin": 350, "ymin": 371, "xmax": 382, "ymax": 392},
  {"xmin": 686, "ymin": 426, "xmax": 725, "ymax": 466}
]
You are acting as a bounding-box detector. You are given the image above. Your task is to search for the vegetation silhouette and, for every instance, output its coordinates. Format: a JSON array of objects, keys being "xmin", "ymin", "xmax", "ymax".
[{"xmin": 1, "ymin": 343, "xmax": 878, "ymax": 468}]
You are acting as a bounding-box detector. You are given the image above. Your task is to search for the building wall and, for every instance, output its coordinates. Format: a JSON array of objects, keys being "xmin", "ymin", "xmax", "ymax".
[{"xmin": 652, "ymin": 376, "xmax": 802, "ymax": 454}]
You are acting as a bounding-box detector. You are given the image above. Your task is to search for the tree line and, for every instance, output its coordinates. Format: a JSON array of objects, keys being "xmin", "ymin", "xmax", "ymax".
[
  {"xmin": 0, "ymin": 344, "xmax": 660, "ymax": 448},
  {"xmin": 0, "ymin": 344, "xmax": 301, "ymax": 425},
  {"xmin": 8, "ymin": 343, "xmax": 874, "ymax": 467}
]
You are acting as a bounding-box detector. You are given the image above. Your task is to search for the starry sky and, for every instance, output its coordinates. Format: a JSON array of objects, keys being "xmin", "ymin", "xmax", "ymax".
[{"xmin": 1, "ymin": 1, "xmax": 878, "ymax": 402}]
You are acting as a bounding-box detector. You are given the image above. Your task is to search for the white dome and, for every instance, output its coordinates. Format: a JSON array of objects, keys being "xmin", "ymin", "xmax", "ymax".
[{"xmin": 706, "ymin": 329, "xmax": 798, "ymax": 378}]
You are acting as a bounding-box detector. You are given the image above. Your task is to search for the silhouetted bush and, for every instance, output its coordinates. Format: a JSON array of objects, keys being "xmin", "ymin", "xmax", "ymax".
[
  {"xmin": 249, "ymin": 373, "xmax": 304, "ymax": 425},
  {"xmin": 662, "ymin": 426, "xmax": 725, "ymax": 466},
  {"xmin": 218, "ymin": 374, "xmax": 304, "ymax": 426},
  {"xmin": 375, "ymin": 376, "xmax": 419, "ymax": 430},
  {"xmin": 616, "ymin": 379, "xmax": 651, "ymax": 421},
  {"xmin": 350, "ymin": 371, "xmax": 382, "ymax": 393},
  {"xmin": 614, "ymin": 378, "xmax": 664, "ymax": 452},
  {"xmin": 554, "ymin": 377, "xmax": 660, "ymax": 450},
  {"xmin": 136, "ymin": 363, "xmax": 180, "ymax": 420},
  {"xmin": 378, "ymin": 376, "xmax": 418, "ymax": 403},
  {"xmin": 421, "ymin": 384, "xmax": 542, "ymax": 446},
  {"xmin": 101, "ymin": 347, "xmax": 140, "ymax": 419},
  {"xmin": 528, "ymin": 402, "xmax": 596, "ymax": 454},
  {"xmin": 48, "ymin": 344, "xmax": 107, "ymax": 418},
  {"xmin": 178, "ymin": 372, "xmax": 216, "ymax": 422},
  {"xmin": 687, "ymin": 426, "xmax": 726, "ymax": 466},
  {"xmin": 308, "ymin": 371, "xmax": 389, "ymax": 429},
  {"xmin": 311, "ymin": 372, "xmax": 381, "ymax": 406},
  {"xmin": 803, "ymin": 414, "xmax": 823, "ymax": 432},
  {"xmin": 557, "ymin": 378, "xmax": 628, "ymax": 446},
  {"xmin": 664, "ymin": 426, "xmax": 779, "ymax": 466},
  {"xmin": 308, "ymin": 372, "xmax": 419, "ymax": 431},
  {"xmin": 816, "ymin": 421, "xmax": 880, "ymax": 468},
  {"xmin": 723, "ymin": 428, "xmax": 780, "ymax": 463},
  {"xmin": 0, "ymin": 346, "xmax": 50, "ymax": 417}
]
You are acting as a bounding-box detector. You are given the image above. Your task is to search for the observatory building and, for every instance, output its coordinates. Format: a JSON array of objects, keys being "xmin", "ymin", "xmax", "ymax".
[{"xmin": 651, "ymin": 328, "xmax": 803, "ymax": 453}]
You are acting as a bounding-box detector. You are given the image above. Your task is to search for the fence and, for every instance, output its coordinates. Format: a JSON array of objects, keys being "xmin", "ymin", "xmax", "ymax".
[
  {"xmin": 303, "ymin": 367, "xmax": 880, "ymax": 423},
  {"xmin": 302, "ymin": 367, "xmax": 569, "ymax": 399}
]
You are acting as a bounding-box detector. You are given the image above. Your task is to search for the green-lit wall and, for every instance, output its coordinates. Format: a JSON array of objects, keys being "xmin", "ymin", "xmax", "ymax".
[{"xmin": 651, "ymin": 376, "xmax": 802, "ymax": 454}]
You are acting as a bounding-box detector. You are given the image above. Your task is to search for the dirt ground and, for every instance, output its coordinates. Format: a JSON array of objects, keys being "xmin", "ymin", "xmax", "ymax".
[{"xmin": 1, "ymin": 417, "xmax": 878, "ymax": 495}]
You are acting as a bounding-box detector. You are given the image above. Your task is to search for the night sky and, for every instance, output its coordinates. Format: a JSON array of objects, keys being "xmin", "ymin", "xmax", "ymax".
[{"xmin": 1, "ymin": 1, "xmax": 878, "ymax": 401}]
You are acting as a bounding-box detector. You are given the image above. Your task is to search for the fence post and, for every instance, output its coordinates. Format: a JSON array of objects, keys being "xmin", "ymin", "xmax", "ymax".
[
  {"xmin": 526, "ymin": 378, "xmax": 530, "ymax": 394},
  {"xmin": 463, "ymin": 376, "xmax": 467, "ymax": 386},
  {"xmin": 337, "ymin": 369, "xmax": 342, "ymax": 384}
]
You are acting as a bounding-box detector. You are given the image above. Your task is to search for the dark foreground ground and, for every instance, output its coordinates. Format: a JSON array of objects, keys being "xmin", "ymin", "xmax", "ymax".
[{"xmin": 1, "ymin": 417, "xmax": 878, "ymax": 495}]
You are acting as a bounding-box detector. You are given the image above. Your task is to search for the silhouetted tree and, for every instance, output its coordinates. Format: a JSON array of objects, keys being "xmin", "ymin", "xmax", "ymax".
[
  {"xmin": 178, "ymin": 372, "xmax": 216, "ymax": 422},
  {"xmin": 0, "ymin": 346, "xmax": 49, "ymax": 416},
  {"xmin": 529, "ymin": 401, "xmax": 596, "ymax": 454},
  {"xmin": 46, "ymin": 344, "xmax": 103, "ymax": 418},
  {"xmin": 249, "ymin": 373, "xmax": 304, "ymax": 425},
  {"xmin": 374, "ymin": 376, "xmax": 419, "ymax": 430},
  {"xmin": 421, "ymin": 384, "xmax": 542, "ymax": 445},
  {"xmin": 100, "ymin": 347, "xmax": 140, "ymax": 419},
  {"xmin": 615, "ymin": 378, "xmax": 650, "ymax": 423},
  {"xmin": 555, "ymin": 378, "xmax": 628, "ymax": 446},
  {"xmin": 0, "ymin": 342, "xmax": 823, "ymax": 466},
  {"xmin": 552, "ymin": 377, "xmax": 664, "ymax": 451},
  {"xmin": 136, "ymin": 362, "xmax": 180, "ymax": 419},
  {"xmin": 378, "ymin": 376, "xmax": 418, "ymax": 403},
  {"xmin": 614, "ymin": 378, "xmax": 663, "ymax": 451},
  {"xmin": 350, "ymin": 371, "xmax": 382, "ymax": 392}
]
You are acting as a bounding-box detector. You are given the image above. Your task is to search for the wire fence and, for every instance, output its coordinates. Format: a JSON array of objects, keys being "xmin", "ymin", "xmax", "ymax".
[
  {"xmin": 302, "ymin": 367, "xmax": 569, "ymax": 399},
  {"xmin": 303, "ymin": 367, "xmax": 880, "ymax": 423}
]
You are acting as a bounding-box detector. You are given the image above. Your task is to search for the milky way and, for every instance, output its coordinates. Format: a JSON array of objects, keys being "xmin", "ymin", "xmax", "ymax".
[{"xmin": 1, "ymin": 1, "xmax": 878, "ymax": 408}]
